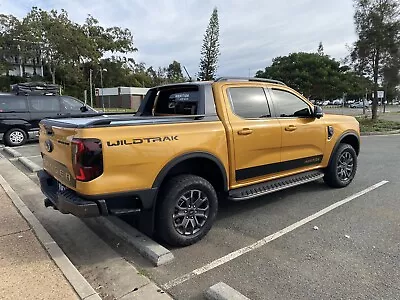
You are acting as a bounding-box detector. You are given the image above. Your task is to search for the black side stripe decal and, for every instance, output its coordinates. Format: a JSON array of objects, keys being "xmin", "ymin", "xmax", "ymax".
[{"xmin": 236, "ymin": 155, "xmax": 323, "ymax": 181}]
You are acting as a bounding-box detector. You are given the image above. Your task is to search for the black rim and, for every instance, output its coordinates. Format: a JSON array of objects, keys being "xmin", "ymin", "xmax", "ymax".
[
  {"xmin": 337, "ymin": 151, "xmax": 354, "ymax": 181},
  {"xmin": 173, "ymin": 189, "xmax": 210, "ymax": 236}
]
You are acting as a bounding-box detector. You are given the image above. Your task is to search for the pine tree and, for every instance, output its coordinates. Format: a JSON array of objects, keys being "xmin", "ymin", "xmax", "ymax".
[
  {"xmin": 198, "ymin": 7, "xmax": 220, "ymax": 81},
  {"xmin": 317, "ymin": 42, "xmax": 324, "ymax": 55}
]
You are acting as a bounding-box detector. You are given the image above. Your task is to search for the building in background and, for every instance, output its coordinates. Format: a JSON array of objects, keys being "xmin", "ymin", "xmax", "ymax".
[
  {"xmin": 95, "ymin": 87, "xmax": 149, "ymax": 110},
  {"xmin": 6, "ymin": 55, "xmax": 44, "ymax": 77},
  {"xmin": 1, "ymin": 41, "xmax": 44, "ymax": 77}
]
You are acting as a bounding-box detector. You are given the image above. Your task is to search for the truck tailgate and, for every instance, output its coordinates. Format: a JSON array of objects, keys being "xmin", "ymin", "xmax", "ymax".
[{"xmin": 39, "ymin": 123, "xmax": 77, "ymax": 188}]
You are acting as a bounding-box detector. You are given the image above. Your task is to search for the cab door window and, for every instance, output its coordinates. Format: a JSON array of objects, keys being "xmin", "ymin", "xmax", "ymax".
[{"xmin": 271, "ymin": 89, "xmax": 311, "ymax": 118}]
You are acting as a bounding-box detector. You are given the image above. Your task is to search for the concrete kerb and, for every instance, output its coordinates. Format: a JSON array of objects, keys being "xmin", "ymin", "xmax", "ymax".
[
  {"xmin": 205, "ymin": 282, "xmax": 251, "ymax": 300},
  {"xmin": 18, "ymin": 156, "xmax": 42, "ymax": 172},
  {"xmin": 1, "ymin": 147, "xmax": 42, "ymax": 173},
  {"xmin": 95, "ymin": 216, "xmax": 174, "ymax": 266},
  {"xmin": 0, "ymin": 174, "xmax": 102, "ymax": 300},
  {"xmin": 4, "ymin": 147, "xmax": 22, "ymax": 158},
  {"xmin": 361, "ymin": 129, "xmax": 400, "ymax": 136}
]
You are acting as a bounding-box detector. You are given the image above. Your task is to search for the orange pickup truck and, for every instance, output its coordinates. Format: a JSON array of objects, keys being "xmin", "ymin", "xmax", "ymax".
[{"xmin": 38, "ymin": 77, "xmax": 360, "ymax": 246}]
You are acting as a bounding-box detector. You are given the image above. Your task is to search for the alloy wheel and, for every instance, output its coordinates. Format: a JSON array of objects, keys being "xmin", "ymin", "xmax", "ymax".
[
  {"xmin": 9, "ymin": 131, "xmax": 24, "ymax": 145},
  {"xmin": 173, "ymin": 189, "xmax": 210, "ymax": 236},
  {"xmin": 337, "ymin": 151, "xmax": 354, "ymax": 181}
]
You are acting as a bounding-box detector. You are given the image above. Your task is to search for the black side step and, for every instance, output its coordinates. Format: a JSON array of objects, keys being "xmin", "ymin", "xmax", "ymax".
[
  {"xmin": 228, "ymin": 170, "xmax": 324, "ymax": 201},
  {"xmin": 109, "ymin": 208, "xmax": 141, "ymax": 215}
]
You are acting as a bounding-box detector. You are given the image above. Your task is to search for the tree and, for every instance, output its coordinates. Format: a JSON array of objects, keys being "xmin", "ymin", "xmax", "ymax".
[
  {"xmin": 257, "ymin": 52, "xmax": 342, "ymax": 100},
  {"xmin": 82, "ymin": 15, "xmax": 136, "ymax": 63},
  {"xmin": 23, "ymin": 8, "xmax": 74, "ymax": 83},
  {"xmin": 256, "ymin": 52, "xmax": 372, "ymax": 101},
  {"xmin": 198, "ymin": 7, "xmax": 220, "ymax": 81},
  {"xmin": 351, "ymin": 0, "xmax": 400, "ymax": 119},
  {"xmin": 317, "ymin": 42, "xmax": 324, "ymax": 55},
  {"xmin": 0, "ymin": 14, "xmax": 29, "ymax": 76},
  {"xmin": 20, "ymin": 7, "xmax": 136, "ymax": 85},
  {"xmin": 342, "ymin": 71, "xmax": 374, "ymax": 100},
  {"xmin": 166, "ymin": 60, "xmax": 185, "ymax": 83}
]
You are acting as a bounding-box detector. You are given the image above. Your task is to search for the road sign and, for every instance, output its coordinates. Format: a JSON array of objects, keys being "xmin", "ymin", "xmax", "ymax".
[{"xmin": 377, "ymin": 90, "xmax": 384, "ymax": 98}]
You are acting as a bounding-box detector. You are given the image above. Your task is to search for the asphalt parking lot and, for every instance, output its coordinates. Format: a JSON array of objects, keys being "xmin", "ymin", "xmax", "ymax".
[{"xmin": 2, "ymin": 134, "xmax": 400, "ymax": 300}]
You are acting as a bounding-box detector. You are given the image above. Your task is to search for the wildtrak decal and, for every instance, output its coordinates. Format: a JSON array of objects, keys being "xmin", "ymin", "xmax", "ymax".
[{"xmin": 106, "ymin": 136, "xmax": 179, "ymax": 147}]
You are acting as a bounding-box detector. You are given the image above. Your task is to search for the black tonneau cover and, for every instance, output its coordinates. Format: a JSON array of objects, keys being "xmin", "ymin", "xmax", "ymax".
[{"xmin": 40, "ymin": 114, "xmax": 207, "ymax": 129}]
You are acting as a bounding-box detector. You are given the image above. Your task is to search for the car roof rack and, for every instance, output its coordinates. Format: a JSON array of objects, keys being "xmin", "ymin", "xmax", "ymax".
[
  {"xmin": 214, "ymin": 77, "xmax": 286, "ymax": 86},
  {"xmin": 11, "ymin": 82, "xmax": 60, "ymax": 96}
]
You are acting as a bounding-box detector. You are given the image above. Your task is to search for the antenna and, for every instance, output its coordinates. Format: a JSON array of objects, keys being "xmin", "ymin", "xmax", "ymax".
[{"xmin": 183, "ymin": 66, "xmax": 193, "ymax": 82}]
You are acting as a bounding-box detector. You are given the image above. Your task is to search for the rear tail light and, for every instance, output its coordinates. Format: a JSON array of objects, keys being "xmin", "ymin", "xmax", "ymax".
[{"xmin": 71, "ymin": 138, "xmax": 103, "ymax": 181}]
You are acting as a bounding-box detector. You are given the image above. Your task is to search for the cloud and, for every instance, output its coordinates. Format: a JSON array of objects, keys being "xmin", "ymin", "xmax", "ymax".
[{"xmin": 1, "ymin": 0, "xmax": 357, "ymax": 77}]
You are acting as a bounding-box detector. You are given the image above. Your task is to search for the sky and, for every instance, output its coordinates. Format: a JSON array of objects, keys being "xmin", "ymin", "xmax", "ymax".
[{"xmin": 1, "ymin": 0, "xmax": 357, "ymax": 77}]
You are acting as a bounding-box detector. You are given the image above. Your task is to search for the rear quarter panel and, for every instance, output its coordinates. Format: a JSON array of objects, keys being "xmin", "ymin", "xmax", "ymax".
[{"xmin": 75, "ymin": 121, "xmax": 229, "ymax": 195}]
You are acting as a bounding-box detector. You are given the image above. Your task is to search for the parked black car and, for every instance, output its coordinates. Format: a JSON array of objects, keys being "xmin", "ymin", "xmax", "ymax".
[{"xmin": 0, "ymin": 94, "xmax": 96, "ymax": 146}]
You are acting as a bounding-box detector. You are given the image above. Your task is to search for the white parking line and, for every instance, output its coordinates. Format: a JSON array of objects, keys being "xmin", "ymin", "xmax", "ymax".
[
  {"xmin": 26, "ymin": 155, "xmax": 41, "ymax": 159},
  {"xmin": 162, "ymin": 180, "xmax": 389, "ymax": 290}
]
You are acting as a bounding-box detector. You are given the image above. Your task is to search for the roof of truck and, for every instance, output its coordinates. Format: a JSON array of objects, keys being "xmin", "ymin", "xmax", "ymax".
[{"xmin": 152, "ymin": 77, "xmax": 286, "ymax": 89}]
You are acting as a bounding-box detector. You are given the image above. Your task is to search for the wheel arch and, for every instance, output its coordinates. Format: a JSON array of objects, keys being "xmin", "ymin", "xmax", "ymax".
[
  {"xmin": 152, "ymin": 152, "xmax": 229, "ymax": 192},
  {"xmin": 6, "ymin": 126, "xmax": 29, "ymax": 135},
  {"xmin": 328, "ymin": 131, "xmax": 360, "ymax": 166}
]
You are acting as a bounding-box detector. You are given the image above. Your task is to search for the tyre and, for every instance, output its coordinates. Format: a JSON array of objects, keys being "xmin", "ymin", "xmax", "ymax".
[
  {"xmin": 4, "ymin": 128, "xmax": 27, "ymax": 147},
  {"xmin": 156, "ymin": 174, "xmax": 218, "ymax": 247},
  {"xmin": 324, "ymin": 143, "xmax": 358, "ymax": 188}
]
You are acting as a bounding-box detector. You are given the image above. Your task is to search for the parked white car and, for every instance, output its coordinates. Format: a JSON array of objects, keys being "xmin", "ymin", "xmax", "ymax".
[
  {"xmin": 322, "ymin": 100, "xmax": 330, "ymax": 106},
  {"xmin": 332, "ymin": 99, "xmax": 343, "ymax": 105}
]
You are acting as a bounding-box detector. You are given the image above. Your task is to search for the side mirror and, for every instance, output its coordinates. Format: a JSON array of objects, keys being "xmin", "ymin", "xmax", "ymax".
[
  {"xmin": 313, "ymin": 106, "xmax": 323, "ymax": 118},
  {"xmin": 80, "ymin": 106, "xmax": 89, "ymax": 112}
]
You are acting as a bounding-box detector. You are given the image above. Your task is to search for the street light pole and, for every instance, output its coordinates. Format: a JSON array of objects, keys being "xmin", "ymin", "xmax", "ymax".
[
  {"xmin": 89, "ymin": 69, "xmax": 93, "ymax": 107},
  {"xmin": 100, "ymin": 69, "xmax": 107, "ymax": 112}
]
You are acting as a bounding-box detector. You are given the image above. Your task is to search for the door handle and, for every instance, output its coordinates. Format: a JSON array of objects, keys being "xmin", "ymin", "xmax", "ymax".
[
  {"xmin": 285, "ymin": 125, "xmax": 297, "ymax": 132},
  {"xmin": 238, "ymin": 128, "xmax": 253, "ymax": 135}
]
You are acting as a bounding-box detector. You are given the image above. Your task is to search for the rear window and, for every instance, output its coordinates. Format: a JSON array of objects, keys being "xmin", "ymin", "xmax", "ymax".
[
  {"xmin": 0, "ymin": 97, "xmax": 27, "ymax": 112},
  {"xmin": 153, "ymin": 87, "xmax": 199, "ymax": 115}
]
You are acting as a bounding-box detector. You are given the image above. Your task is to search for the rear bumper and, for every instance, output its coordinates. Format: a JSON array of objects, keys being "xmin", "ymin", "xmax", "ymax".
[
  {"xmin": 38, "ymin": 170, "xmax": 102, "ymax": 217},
  {"xmin": 38, "ymin": 170, "xmax": 158, "ymax": 218}
]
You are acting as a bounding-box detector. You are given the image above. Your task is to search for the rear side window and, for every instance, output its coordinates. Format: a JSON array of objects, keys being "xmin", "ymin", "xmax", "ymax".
[
  {"xmin": 228, "ymin": 87, "xmax": 271, "ymax": 119},
  {"xmin": 0, "ymin": 97, "xmax": 27, "ymax": 112},
  {"xmin": 61, "ymin": 96, "xmax": 84, "ymax": 111},
  {"xmin": 154, "ymin": 87, "xmax": 199, "ymax": 115},
  {"xmin": 29, "ymin": 96, "xmax": 61, "ymax": 112}
]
